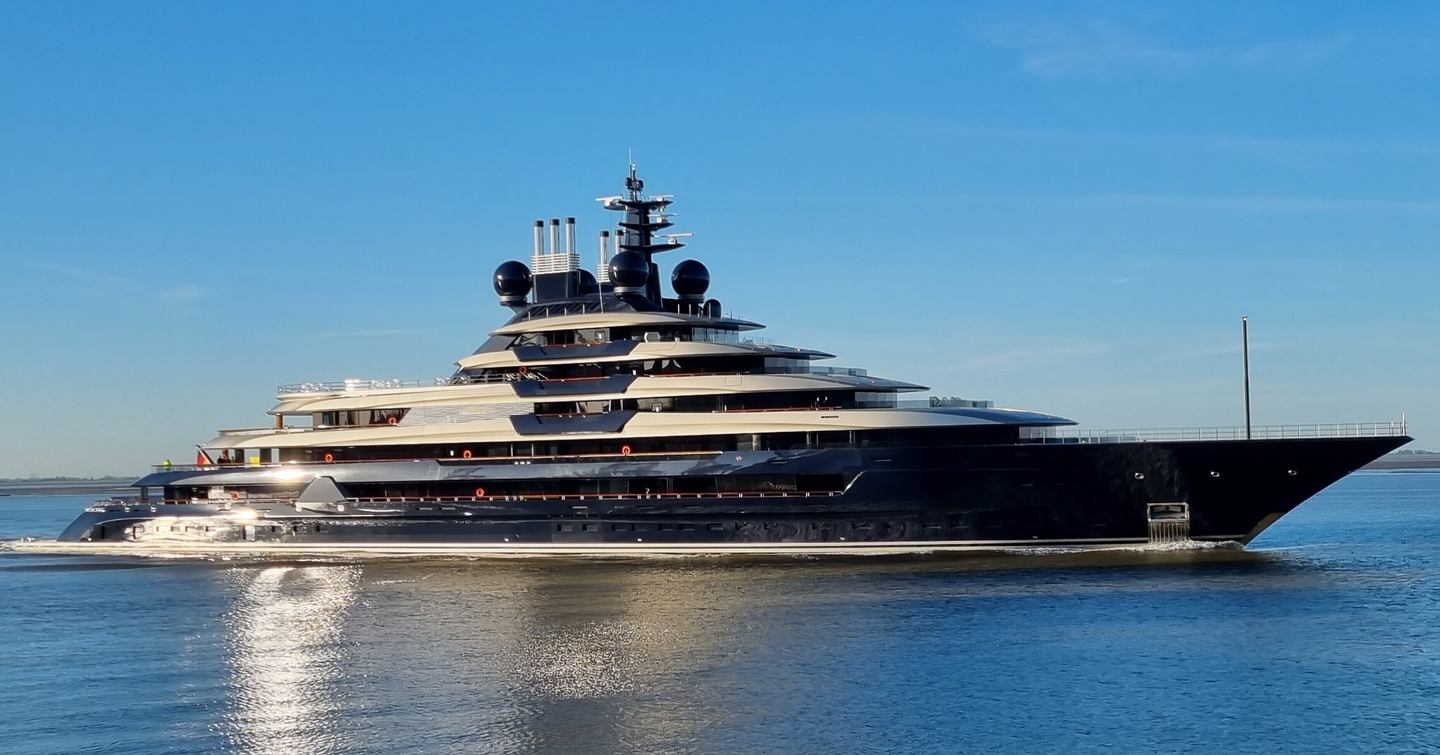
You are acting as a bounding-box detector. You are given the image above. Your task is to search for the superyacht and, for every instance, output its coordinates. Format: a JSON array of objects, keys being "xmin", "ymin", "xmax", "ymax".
[{"xmin": 43, "ymin": 167, "xmax": 1411, "ymax": 555}]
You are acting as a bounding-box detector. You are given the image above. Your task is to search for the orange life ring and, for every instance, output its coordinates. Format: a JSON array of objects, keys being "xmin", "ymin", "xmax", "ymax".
[
  {"xmin": 387, "ymin": 416, "xmax": 398, "ymax": 425},
  {"xmin": 474, "ymin": 487, "xmax": 486, "ymax": 498},
  {"xmin": 621, "ymin": 444, "xmax": 632, "ymax": 456},
  {"xmin": 462, "ymin": 449, "xmax": 473, "ymax": 459},
  {"xmin": 517, "ymin": 365, "xmax": 528, "ymax": 375},
  {"xmin": 323, "ymin": 453, "xmax": 334, "ymax": 463}
]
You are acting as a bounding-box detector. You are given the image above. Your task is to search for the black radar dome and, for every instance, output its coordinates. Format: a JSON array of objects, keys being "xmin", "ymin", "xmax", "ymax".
[
  {"xmin": 671, "ymin": 259, "xmax": 710, "ymax": 299},
  {"xmin": 493, "ymin": 260, "xmax": 532, "ymax": 305},
  {"xmin": 576, "ymin": 268, "xmax": 599, "ymax": 295},
  {"xmin": 608, "ymin": 251, "xmax": 650, "ymax": 291}
]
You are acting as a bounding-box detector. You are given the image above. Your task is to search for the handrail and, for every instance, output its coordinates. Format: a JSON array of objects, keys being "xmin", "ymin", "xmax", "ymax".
[
  {"xmin": 1019, "ymin": 420, "xmax": 1410, "ymax": 444},
  {"xmin": 278, "ymin": 345, "xmax": 849, "ymax": 396},
  {"xmin": 348, "ymin": 490, "xmax": 841, "ymax": 503},
  {"xmin": 215, "ymin": 426, "xmax": 312, "ymax": 436},
  {"xmin": 714, "ymin": 405, "xmax": 842, "ymax": 413},
  {"xmin": 151, "ymin": 448, "xmax": 723, "ymax": 473},
  {"xmin": 94, "ymin": 489, "xmax": 843, "ymax": 509},
  {"xmin": 277, "ymin": 367, "xmax": 906, "ymax": 397},
  {"xmin": 276, "ymin": 377, "xmax": 453, "ymax": 395}
]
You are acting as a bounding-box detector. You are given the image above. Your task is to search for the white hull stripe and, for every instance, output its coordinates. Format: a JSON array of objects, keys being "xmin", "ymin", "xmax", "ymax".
[{"xmin": 11, "ymin": 536, "xmax": 1245, "ymax": 558}]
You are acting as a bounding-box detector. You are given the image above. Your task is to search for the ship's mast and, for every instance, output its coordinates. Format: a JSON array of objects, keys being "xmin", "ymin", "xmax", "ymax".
[
  {"xmin": 604, "ymin": 163, "xmax": 685, "ymax": 305},
  {"xmin": 497, "ymin": 165, "xmax": 710, "ymax": 313}
]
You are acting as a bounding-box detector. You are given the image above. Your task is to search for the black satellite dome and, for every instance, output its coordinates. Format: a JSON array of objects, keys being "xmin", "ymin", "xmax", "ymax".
[
  {"xmin": 493, "ymin": 260, "xmax": 532, "ymax": 306},
  {"xmin": 576, "ymin": 268, "xmax": 599, "ymax": 296},
  {"xmin": 608, "ymin": 250, "xmax": 649, "ymax": 292},
  {"xmin": 671, "ymin": 259, "xmax": 710, "ymax": 300}
]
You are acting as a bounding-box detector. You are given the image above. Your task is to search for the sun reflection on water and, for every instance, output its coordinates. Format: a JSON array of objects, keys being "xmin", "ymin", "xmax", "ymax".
[{"xmin": 219, "ymin": 565, "xmax": 360, "ymax": 755}]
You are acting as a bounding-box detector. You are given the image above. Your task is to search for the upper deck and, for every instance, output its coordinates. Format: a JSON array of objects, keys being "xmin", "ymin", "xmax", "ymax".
[
  {"xmin": 180, "ymin": 167, "xmax": 1412, "ymax": 477},
  {"xmin": 491, "ymin": 308, "xmax": 763, "ymax": 337}
]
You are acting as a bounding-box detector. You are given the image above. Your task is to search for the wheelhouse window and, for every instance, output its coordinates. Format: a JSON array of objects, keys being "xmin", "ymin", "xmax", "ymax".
[
  {"xmin": 315, "ymin": 408, "xmax": 409, "ymax": 427},
  {"xmin": 692, "ymin": 327, "xmax": 739, "ymax": 344},
  {"xmin": 371, "ymin": 408, "xmax": 408, "ymax": 425}
]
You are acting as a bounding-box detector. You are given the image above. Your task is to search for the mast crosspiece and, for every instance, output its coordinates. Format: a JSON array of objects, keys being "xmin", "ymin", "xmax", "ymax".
[{"xmin": 599, "ymin": 164, "xmax": 688, "ymax": 304}]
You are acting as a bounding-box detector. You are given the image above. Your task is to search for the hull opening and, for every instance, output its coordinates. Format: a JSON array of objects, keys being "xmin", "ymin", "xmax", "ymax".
[{"xmin": 1146, "ymin": 502, "xmax": 1191, "ymax": 544}]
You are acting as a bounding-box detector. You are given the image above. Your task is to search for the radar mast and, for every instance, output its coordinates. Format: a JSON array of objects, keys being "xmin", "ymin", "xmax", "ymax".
[{"xmin": 600, "ymin": 164, "xmax": 688, "ymax": 305}]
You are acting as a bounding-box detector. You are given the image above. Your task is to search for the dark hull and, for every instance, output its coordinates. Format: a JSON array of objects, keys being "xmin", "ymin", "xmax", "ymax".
[{"xmin": 51, "ymin": 436, "xmax": 1408, "ymax": 554}]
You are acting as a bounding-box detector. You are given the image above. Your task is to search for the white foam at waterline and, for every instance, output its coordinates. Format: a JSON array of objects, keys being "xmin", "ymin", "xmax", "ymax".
[{"xmin": 1105, "ymin": 539, "xmax": 1244, "ymax": 553}]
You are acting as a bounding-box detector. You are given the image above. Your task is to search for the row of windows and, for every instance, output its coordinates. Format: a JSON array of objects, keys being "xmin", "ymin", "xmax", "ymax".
[
  {"xmin": 316, "ymin": 409, "xmax": 407, "ymax": 428},
  {"xmin": 132, "ymin": 523, "xmax": 325, "ymax": 535},
  {"xmin": 536, "ymin": 389, "xmax": 899, "ymax": 415},
  {"xmin": 132, "ymin": 518, "xmax": 1033, "ymax": 539},
  {"xmin": 258, "ymin": 426, "xmax": 1020, "ymax": 465},
  {"xmin": 164, "ymin": 474, "xmax": 845, "ymax": 503},
  {"xmin": 343, "ymin": 474, "xmax": 843, "ymax": 498},
  {"xmin": 459, "ymin": 354, "xmax": 806, "ymax": 383},
  {"xmin": 515, "ymin": 325, "xmax": 742, "ymax": 349},
  {"xmin": 555, "ymin": 522, "xmax": 728, "ymax": 533}
]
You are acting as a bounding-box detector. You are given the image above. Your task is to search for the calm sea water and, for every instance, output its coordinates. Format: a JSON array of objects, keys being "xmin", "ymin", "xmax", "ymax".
[{"xmin": 2, "ymin": 473, "xmax": 1438, "ymax": 754}]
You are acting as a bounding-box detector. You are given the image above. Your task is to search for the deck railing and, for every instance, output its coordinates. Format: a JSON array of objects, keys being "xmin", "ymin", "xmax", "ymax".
[
  {"xmin": 150, "ymin": 448, "xmax": 723, "ymax": 473},
  {"xmin": 89, "ymin": 488, "xmax": 844, "ymax": 511},
  {"xmin": 276, "ymin": 377, "xmax": 453, "ymax": 395},
  {"xmin": 1019, "ymin": 420, "xmax": 1409, "ymax": 444}
]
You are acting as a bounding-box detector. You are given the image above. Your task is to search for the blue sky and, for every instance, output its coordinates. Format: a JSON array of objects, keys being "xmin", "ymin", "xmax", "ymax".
[{"xmin": 2, "ymin": 1, "xmax": 1437, "ymax": 476}]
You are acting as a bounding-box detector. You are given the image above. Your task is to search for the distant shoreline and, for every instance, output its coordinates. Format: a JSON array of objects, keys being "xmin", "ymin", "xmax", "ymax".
[
  {"xmin": 1363, "ymin": 453, "xmax": 1440, "ymax": 471},
  {"xmin": 0, "ymin": 478, "xmax": 134, "ymax": 497}
]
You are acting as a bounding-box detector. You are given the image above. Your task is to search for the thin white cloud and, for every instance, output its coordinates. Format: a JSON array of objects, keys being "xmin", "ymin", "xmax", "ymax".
[
  {"xmin": 160, "ymin": 284, "xmax": 205, "ymax": 300},
  {"xmin": 19, "ymin": 261, "xmax": 209, "ymax": 301},
  {"xmin": 21, "ymin": 261, "xmax": 135, "ymax": 289},
  {"xmin": 951, "ymin": 343, "xmax": 1109, "ymax": 370},
  {"xmin": 309, "ymin": 328, "xmax": 440, "ymax": 339},
  {"xmin": 1155, "ymin": 340, "xmax": 1282, "ymax": 362},
  {"xmin": 975, "ymin": 17, "xmax": 1350, "ymax": 80},
  {"xmin": 857, "ymin": 117, "xmax": 1440, "ymax": 160},
  {"xmin": 930, "ymin": 191, "xmax": 1440, "ymax": 215},
  {"xmin": 1068, "ymin": 193, "xmax": 1440, "ymax": 214}
]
